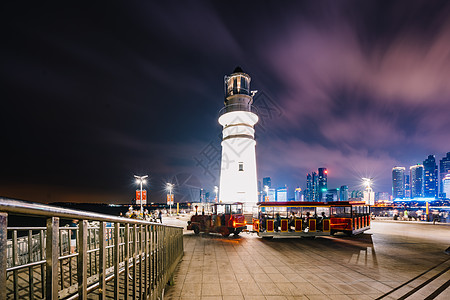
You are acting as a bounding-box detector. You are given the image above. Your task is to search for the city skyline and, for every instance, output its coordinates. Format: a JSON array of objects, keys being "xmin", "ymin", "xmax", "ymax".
[{"xmin": 2, "ymin": 1, "xmax": 450, "ymax": 204}]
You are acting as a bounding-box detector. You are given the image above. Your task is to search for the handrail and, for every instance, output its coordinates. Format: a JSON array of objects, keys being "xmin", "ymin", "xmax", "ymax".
[
  {"xmin": 218, "ymin": 103, "xmax": 258, "ymax": 116},
  {"xmin": 0, "ymin": 197, "xmax": 184, "ymax": 299},
  {"xmin": 0, "ymin": 197, "xmax": 179, "ymax": 227}
]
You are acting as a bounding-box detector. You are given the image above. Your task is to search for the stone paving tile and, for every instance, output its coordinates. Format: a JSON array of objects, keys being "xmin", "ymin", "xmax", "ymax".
[
  {"xmin": 253, "ymin": 273, "xmax": 273, "ymax": 283},
  {"xmin": 268, "ymin": 273, "xmax": 290, "ymax": 283},
  {"xmin": 239, "ymin": 281, "xmax": 264, "ymax": 296},
  {"xmin": 235, "ymin": 272, "xmax": 256, "ymax": 283},
  {"xmin": 220, "ymin": 282, "xmax": 242, "ymax": 296},
  {"xmin": 275, "ymin": 282, "xmax": 297, "ymax": 295},
  {"xmin": 203, "ymin": 273, "xmax": 220, "ymax": 283},
  {"xmin": 303, "ymin": 294, "xmax": 329, "ymax": 299},
  {"xmin": 223, "ymin": 296, "xmax": 244, "ymax": 300},
  {"xmin": 290, "ymin": 282, "xmax": 323, "ymax": 295},
  {"xmin": 257, "ymin": 282, "xmax": 284, "ymax": 296},
  {"xmin": 180, "ymin": 283, "xmax": 202, "ymax": 297},
  {"xmin": 218, "ymin": 274, "xmax": 237, "ymax": 284},
  {"xmin": 329, "ymin": 282, "xmax": 361, "ymax": 294},
  {"xmin": 346, "ymin": 294, "xmax": 375, "ymax": 300},
  {"xmin": 311, "ymin": 282, "xmax": 344, "ymax": 295},
  {"xmin": 201, "ymin": 283, "xmax": 221, "ymax": 296},
  {"xmin": 289, "ymin": 274, "xmax": 309, "ymax": 283}
]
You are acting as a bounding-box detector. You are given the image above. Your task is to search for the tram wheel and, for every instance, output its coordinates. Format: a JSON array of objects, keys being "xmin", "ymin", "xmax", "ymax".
[
  {"xmin": 330, "ymin": 230, "xmax": 336, "ymax": 236},
  {"xmin": 234, "ymin": 229, "xmax": 242, "ymax": 236},
  {"xmin": 221, "ymin": 228, "xmax": 230, "ymax": 237},
  {"xmin": 193, "ymin": 226, "xmax": 200, "ymax": 235}
]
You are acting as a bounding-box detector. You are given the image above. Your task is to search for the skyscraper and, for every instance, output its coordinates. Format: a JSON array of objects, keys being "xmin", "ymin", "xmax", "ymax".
[
  {"xmin": 276, "ymin": 187, "xmax": 288, "ymax": 202},
  {"xmin": 305, "ymin": 174, "xmax": 312, "ymax": 201},
  {"xmin": 443, "ymin": 174, "xmax": 450, "ymax": 199},
  {"xmin": 340, "ymin": 185, "xmax": 349, "ymax": 201},
  {"xmin": 294, "ymin": 187, "xmax": 302, "ymax": 201},
  {"xmin": 423, "ymin": 155, "xmax": 438, "ymax": 199},
  {"xmin": 263, "ymin": 177, "xmax": 272, "ymax": 188},
  {"xmin": 404, "ymin": 174, "xmax": 411, "ymax": 198},
  {"xmin": 392, "ymin": 167, "xmax": 405, "ymax": 199},
  {"xmin": 440, "ymin": 153, "xmax": 450, "ymax": 197},
  {"xmin": 410, "ymin": 164, "xmax": 424, "ymax": 199},
  {"xmin": 306, "ymin": 172, "xmax": 319, "ymax": 201},
  {"xmin": 318, "ymin": 168, "xmax": 328, "ymax": 201}
]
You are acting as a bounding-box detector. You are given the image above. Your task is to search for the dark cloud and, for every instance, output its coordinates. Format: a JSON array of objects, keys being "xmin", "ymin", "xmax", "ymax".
[{"xmin": 1, "ymin": 1, "xmax": 450, "ymax": 203}]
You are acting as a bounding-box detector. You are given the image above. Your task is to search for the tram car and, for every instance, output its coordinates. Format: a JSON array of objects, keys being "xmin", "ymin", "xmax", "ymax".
[
  {"xmin": 252, "ymin": 201, "xmax": 370, "ymax": 238},
  {"xmin": 187, "ymin": 202, "xmax": 247, "ymax": 237}
]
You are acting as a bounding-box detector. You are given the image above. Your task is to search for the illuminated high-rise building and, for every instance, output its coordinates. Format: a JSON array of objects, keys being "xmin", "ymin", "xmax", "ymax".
[
  {"xmin": 340, "ymin": 185, "xmax": 349, "ymax": 201},
  {"xmin": 306, "ymin": 172, "xmax": 319, "ymax": 201},
  {"xmin": 276, "ymin": 187, "xmax": 288, "ymax": 202},
  {"xmin": 404, "ymin": 174, "xmax": 411, "ymax": 198},
  {"xmin": 318, "ymin": 168, "xmax": 328, "ymax": 201},
  {"xmin": 443, "ymin": 174, "xmax": 450, "ymax": 199},
  {"xmin": 392, "ymin": 167, "xmax": 405, "ymax": 199},
  {"xmin": 263, "ymin": 177, "xmax": 271, "ymax": 188},
  {"xmin": 423, "ymin": 155, "xmax": 438, "ymax": 199},
  {"xmin": 440, "ymin": 152, "xmax": 450, "ymax": 198},
  {"xmin": 294, "ymin": 187, "xmax": 302, "ymax": 201},
  {"xmin": 410, "ymin": 164, "xmax": 424, "ymax": 199},
  {"xmin": 218, "ymin": 67, "xmax": 258, "ymax": 211}
]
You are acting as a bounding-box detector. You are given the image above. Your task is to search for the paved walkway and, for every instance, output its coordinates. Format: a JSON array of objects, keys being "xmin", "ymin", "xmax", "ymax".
[{"xmin": 164, "ymin": 217, "xmax": 450, "ymax": 300}]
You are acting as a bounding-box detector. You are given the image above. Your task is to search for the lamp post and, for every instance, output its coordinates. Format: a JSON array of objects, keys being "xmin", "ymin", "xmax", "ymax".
[
  {"xmin": 134, "ymin": 175, "xmax": 148, "ymax": 214},
  {"xmin": 166, "ymin": 183, "xmax": 174, "ymax": 215},
  {"xmin": 214, "ymin": 186, "xmax": 218, "ymax": 203}
]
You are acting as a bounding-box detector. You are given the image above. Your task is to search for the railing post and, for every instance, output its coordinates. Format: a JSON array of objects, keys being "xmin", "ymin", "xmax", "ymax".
[
  {"xmin": 132, "ymin": 224, "xmax": 137, "ymax": 299},
  {"xmin": 77, "ymin": 220, "xmax": 88, "ymax": 299},
  {"xmin": 0, "ymin": 213, "xmax": 7, "ymax": 300},
  {"xmin": 99, "ymin": 221, "xmax": 106, "ymax": 300},
  {"xmin": 46, "ymin": 217, "xmax": 59, "ymax": 300},
  {"xmin": 114, "ymin": 223, "xmax": 120, "ymax": 300},
  {"xmin": 124, "ymin": 224, "xmax": 129, "ymax": 299},
  {"xmin": 28, "ymin": 230, "xmax": 34, "ymax": 299}
]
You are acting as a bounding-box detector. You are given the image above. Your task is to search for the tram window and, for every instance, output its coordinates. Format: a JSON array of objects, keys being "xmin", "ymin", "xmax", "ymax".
[
  {"xmin": 231, "ymin": 204, "xmax": 243, "ymax": 214},
  {"xmin": 288, "ymin": 207, "xmax": 301, "ymax": 217},
  {"xmin": 316, "ymin": 207, "xmax": 330, "ymax": 217},
  {"xmin": 331, "ymin": 207, "xmax": 351, "ymax": 218},
  {"xmin": 216, "ymin": 205, "xmax": 225, "ymax": 214},
  {"xmin": 274, "ymin": 206, "xmax": 288, "ymax": 218},
  {"xmin": 225, "ymin": 205, "xmax": 231, "ymax": 214}
]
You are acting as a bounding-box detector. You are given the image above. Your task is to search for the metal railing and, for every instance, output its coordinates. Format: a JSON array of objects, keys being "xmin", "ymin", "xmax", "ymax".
[
  {"xmin": 218, "ymin": 103, "xmax": 258, "ymax": 116},
  {"xmin": 0, "ymin": 197, "xmax": 184, "ymax": 299}
]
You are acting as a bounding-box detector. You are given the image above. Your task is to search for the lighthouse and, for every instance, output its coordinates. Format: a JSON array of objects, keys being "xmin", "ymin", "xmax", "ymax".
[{"xmin": 218, "ymin": 67, "xmax": 259, "ymax": 212}]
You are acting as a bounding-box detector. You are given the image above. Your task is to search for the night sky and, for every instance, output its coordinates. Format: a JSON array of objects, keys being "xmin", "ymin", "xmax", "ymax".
[{"xmin": 2, "ymin": 1, "xmax": 450, "ymax": 204}]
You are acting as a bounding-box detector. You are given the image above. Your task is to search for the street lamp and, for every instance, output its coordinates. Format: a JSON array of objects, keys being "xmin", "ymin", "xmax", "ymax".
[
  {"xmin": 214, "ymin": 186, "xmax": 218, "ymax": 203},
  {"xmin": 166, "ymin": 183, "xmax": 174, "ymax": 215},
  {"xmin": 134, "ymin": 175, "xmax": 148, "ymax": 214}
]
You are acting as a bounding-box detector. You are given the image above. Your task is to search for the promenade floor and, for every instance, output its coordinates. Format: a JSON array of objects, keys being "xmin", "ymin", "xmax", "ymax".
[{"xmin": 164, "ymin": 217, "xmax": 450, "ymax": 300}]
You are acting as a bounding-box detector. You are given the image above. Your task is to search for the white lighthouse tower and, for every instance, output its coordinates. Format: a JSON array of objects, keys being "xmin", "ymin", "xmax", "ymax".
[{"xmin": 218, "ymin": 67, "xmax": 259, "ymax": 212}]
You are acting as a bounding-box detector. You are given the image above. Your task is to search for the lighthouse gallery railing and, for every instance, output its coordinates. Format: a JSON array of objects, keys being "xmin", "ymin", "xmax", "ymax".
[{"xmin": 0, "ymin": 197, "xmax": 183, "ymax": 299}]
